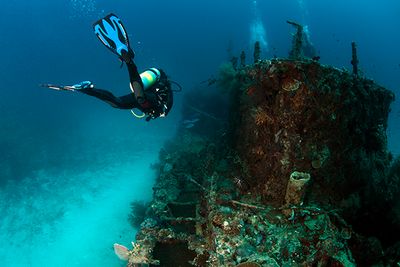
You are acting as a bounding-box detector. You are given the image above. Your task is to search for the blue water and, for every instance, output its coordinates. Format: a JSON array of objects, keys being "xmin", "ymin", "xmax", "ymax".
[{"xmin": 0, "ymin": 0, "xmax": 399, "ymax": 266}]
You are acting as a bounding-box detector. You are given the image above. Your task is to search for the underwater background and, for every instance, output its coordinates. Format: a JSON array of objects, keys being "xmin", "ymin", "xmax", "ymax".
[{"xmin": 0, "ymin": 0, "xmax": 399, "ymax": 266}]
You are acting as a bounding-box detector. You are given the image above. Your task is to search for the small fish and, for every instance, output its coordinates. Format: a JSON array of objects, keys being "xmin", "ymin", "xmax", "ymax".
[
  {"xmin": 184, "ymin": 123, "xmax": 195, "ymax": 129},
  {"xmin": 183, "ymin": 118, "xmax": 200, "ymax": 124}
]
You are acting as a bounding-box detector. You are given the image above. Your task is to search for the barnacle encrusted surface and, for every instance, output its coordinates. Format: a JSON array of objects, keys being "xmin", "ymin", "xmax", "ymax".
[{"xmin": 126, "ymin": 59, "xmax": 399, "ymax": 267}]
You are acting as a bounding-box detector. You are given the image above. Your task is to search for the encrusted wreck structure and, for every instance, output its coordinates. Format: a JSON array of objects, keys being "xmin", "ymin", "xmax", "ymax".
[{"xmin": 118, "ymin": 25, "xmax": 400, "ymax": 267}]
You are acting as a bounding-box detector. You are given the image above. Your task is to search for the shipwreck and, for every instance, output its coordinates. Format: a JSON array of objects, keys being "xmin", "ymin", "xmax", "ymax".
[{"xmin": 118, "ymin": 22, "xmax": 400, "ymax": 266}]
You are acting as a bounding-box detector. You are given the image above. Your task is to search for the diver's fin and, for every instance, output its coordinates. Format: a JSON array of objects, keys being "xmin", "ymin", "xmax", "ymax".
[
  {"xmin": 40, "ymin": 83, "xmax": 76, "ymax": 91},
  {"xmin": 93, "ymin": 13, "xmax": 134, "ymax": 63},
  {"xmin": 40, "ymin": 81, "xmax": 94, "ymax": 92}
]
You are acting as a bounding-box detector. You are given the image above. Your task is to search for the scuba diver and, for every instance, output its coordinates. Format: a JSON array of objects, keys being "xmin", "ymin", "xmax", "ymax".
[{"xmin": 42, "ymin": 13, "xmax": 178, "ymax": 121}]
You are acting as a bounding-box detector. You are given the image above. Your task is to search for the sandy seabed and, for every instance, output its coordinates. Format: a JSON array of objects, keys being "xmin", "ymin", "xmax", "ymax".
[{"xmin": 0, "ymin": 153, "xmax": 157, "ymax": 267}]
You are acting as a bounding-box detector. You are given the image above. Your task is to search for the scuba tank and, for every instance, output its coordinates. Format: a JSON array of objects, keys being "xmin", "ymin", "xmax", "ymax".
[
  {"xmin": 131, "ymin": 68, "xmax": 173, "ymax": 120},
  {"xmin": 140, "ymin": 68, "xmax": 161, "ymax": 90}
]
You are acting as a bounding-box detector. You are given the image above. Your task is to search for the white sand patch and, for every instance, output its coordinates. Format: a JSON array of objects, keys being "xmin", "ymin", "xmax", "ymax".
[{"xmin": 0, "ymin": 155, "xmax": 157, "ymax": 267}]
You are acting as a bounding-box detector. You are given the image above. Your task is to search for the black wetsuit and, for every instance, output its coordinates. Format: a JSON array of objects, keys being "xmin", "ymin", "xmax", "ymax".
[
  {"xmin": 79, "ymin": 61, "xmax": 173, "ymax": 119},
  {"xmin": 79, "ymin": 61, "xmax": 147, "ymax": 111},
  {"xmin": 79, "ymin": 88, "xmax": 139, "ymax": 109}
]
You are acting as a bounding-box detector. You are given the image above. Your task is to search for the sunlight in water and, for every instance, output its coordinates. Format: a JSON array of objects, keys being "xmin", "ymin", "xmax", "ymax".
[{"xmin": 250, "ymin": 0, "xmax": 268, "ymax": 51}]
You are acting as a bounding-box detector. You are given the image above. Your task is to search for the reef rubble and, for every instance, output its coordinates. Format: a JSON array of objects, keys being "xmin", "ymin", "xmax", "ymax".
[{"xmin": 120, "ymin": 33, "xmax": 400, "ymax": 266}]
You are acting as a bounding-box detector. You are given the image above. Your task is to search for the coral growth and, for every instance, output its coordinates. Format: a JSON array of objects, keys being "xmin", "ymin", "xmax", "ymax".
[
  {"xmin": 232, "ymin": 60, "xmax": 394, "ymax": 211},
  {"xmin": 120, "ymin": 58, "xmax": 398, "ymax": 266},
  {"xmin": 351, "ymin": 42, "xmax": 359, "ymax": 77},
  {"xmin": 284, "ymin": 171, "xmax": 311, "ymax": 206},
  {"xmin": 281, "ymin": 77, "xmax": 301, "ymax": 91},
  {"xmin": 287, "ymin": 20, "xmax": 303, "ymax": 60},
  {"xmin": 216, "ymin": 62, "xmax": 241, "ymax": 92},
  {"xmin": 114, "ymin": 243, "xmax": 130, "ymax": 260},
  {"xmin": 287, "ymin": 21, "xmax": 317, "ymax": 60},
  {"xmin": 128, "ymin": 201, "xmax": 149, "ymax": 228},
  {"xmin": 253, "ymin": 41, "xmax": 261, "ymax": 63},
  {"xmin": 127, "ymin": 132, "xmax": 358, "ymax": 266},
  {"xmin": 251, "ymin": 107, "xmax": 270, "ymax": 126},
  {"xmin": 240, "ymin": 51, "xmax": 246, "ymax": 67}
]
